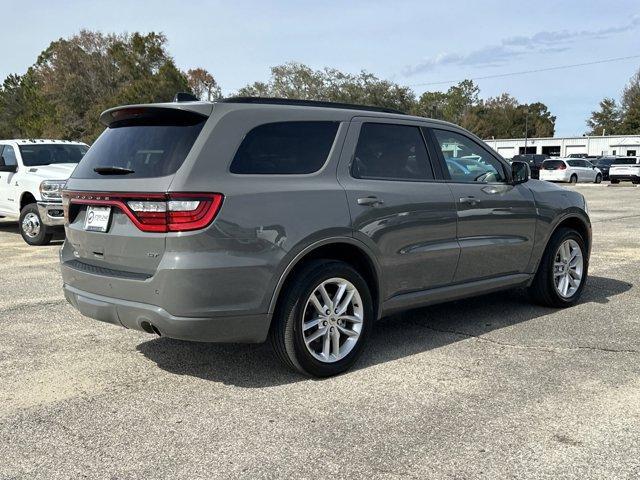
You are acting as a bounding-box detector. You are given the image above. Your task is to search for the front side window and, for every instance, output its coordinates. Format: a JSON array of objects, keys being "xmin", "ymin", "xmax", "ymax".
[
  {"xmin": 0, "ymin": 145, "xmax": 18, "ymax": 167},
  {"xmin": 351, "ymin": 123, "xmax": 434, "ymax": 181},
  {"xmin": 433, "ymin": 129, "xmax": 506, "ymax": 183},
  {"xmin": 230, "ymin": 121, "xmax": 339, "ymax": 174}
]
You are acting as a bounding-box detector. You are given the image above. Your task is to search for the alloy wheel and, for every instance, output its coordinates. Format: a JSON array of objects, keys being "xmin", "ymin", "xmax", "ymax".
[
  {"xmin": 301, "ymin": 277, "xmax": 364, "ymax": 363},
  {"xmin": 553, "ymin": 239, "xmax": 583, "ymax": 298}
]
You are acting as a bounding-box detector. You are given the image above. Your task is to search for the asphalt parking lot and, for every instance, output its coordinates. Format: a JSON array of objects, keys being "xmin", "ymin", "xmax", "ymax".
[{"xmin": 1, "ymin": 184, "xmax": 639, "ymax": 479}]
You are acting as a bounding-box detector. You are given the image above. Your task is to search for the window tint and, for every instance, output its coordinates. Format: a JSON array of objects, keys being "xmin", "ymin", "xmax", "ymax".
[
  {"xmin": 19, "ymin": 144, "xmax": 87, "ymax": 167},
  {"xmin": 73, "ymin": 113, "xmax": 206, "ymax": 179},
  {"xmin": 543, "ymin": 160, "xmax": 565, "ymax": 170},
  {"xmin": 567, "ymin": 160, "xmax": 579, "ymax": 167},
  {"xmin": 230, "ymin": 121, "xmax": 339, "ymax": 174},
  {"xmin": 433, "ymin": 129, "xmax": 506, "ymax": 183},
  {"xmin": 613, "ymin": 158, "xmax": 637, "ymax": 165},
  {"xmin": 1, "ymin": 145, "xmax": 18, "ymax": 166},
  {"xmin": 351, "ymin": 123, "xmax": 433, "ymax": 180}
]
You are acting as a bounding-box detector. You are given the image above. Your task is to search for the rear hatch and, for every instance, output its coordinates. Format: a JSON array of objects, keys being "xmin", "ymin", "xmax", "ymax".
[
  {"xmin": 63, "ymin": 104, "xmax": 219, "ymax": 276},
  {"xmin": 542, "ymin": 160, "xmax": 566, "ymax": 170},
  {"xmin": 610, "ymin": 158, "xmax": 640, "ymax": 175}
]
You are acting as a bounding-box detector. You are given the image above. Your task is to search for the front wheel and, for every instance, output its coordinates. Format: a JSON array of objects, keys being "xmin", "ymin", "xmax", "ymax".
[
  {"xmin": 270, "ymin": 260, "xmax": 373, "ymax": 377},
  {"xmin": 594, "ymin": 174, "xmax": 602, "ymax": 184},
  {"xmin": 19, "ymin": 203, "xmax": 53, "ymax": 246},
  {"xmin": 529, "ymin": 228, "xmax": 588, "ymax": 307}
]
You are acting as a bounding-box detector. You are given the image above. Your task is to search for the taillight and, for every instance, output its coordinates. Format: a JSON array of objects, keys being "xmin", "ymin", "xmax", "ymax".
[{"xmin": 63, "ymin": 192, "xmax": 223, "ymax": 232}]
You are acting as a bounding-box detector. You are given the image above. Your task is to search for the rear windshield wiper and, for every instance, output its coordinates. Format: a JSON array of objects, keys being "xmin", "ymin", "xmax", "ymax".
[{"xmin": 93, "ymin": 166, "xmax": 135, "ymax": 175}]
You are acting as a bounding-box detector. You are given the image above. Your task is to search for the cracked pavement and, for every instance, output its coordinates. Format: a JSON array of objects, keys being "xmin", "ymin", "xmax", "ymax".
[{"xmin": 1, "ymin": 184, "xmax": 639, "ymax": 479}]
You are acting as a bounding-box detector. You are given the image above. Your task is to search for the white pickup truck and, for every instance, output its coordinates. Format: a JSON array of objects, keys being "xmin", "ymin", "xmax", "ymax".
[{"xmin": 0, "ymin": 139, "xmax": 89, "ymax": 245}]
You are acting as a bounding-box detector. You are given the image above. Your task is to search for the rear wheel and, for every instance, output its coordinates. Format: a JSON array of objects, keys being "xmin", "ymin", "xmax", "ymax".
[
  {"xmin": 594, "ymin": 174, "xmax": 602, "ymax": 184},
  {"xmin": 270, "ymin": 260, "xmax": 373, "ymax": 377},
  {"xmin": 569, "ymin": 174, "xmax": 578, "ymax": 184},
  {"xmin": 19, "ymin": 203, "xmax": 53, "ymax": 246},
  {"xmin": 529, "ymin": 227, "xmax": 588, "ymax": 307}
]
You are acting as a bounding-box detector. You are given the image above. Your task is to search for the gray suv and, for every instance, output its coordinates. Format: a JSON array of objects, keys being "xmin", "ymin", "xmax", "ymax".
[{"xmin": 61, "ymin": 97, "xmax": 591, "ymax": 377}]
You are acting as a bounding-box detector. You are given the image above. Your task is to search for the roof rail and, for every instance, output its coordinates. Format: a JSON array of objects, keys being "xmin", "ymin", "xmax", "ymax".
[{"xmin": 220, "ymin": 96, "xmax": 407, "ymax": 115}]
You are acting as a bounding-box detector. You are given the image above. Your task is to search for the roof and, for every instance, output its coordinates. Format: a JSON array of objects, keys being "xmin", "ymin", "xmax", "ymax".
[{"xmin": 1, "ymin": 139, "xmax": 88, "ymax": 145}]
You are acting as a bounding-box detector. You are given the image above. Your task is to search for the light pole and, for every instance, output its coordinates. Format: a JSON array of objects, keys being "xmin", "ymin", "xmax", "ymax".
[{"xmin": 524, "ymin": 109, "xmax": 529, "ymax": 154}]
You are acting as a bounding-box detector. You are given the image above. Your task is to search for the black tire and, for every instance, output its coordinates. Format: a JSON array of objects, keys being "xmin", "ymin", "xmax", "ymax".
[
  {"xmin": 19, "ymin": 203, "xmax": 53, "ymax": 246},
  {"xmin": 528, "ymin": 227, "xmax": 588, "ymax": 308},
  {"xmin": 270, "ymin": 259, "xmax": 373, "ymax": 377},
  {"xmin": 611, "ymin": 179, "xmax": 620, "ymax": 184},
  {"xmin": 569, "ymin": 174, "xmax": 578, "ymax": 184},
  {"xmin": 594, "ymin": 174, "xmax": 602, "ymax": 184}
]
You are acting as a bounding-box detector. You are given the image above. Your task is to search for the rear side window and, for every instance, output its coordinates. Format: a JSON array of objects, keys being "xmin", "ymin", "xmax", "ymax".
[
  {"xmin": 72, "ymin": 110, "xmax": 206, "ymax": 179},
  {"xmin": 352, "ymin": 123, "xmax": 434, "ymax": 181},
  {"xmin": 230, "ymin": 121, "xmax": 339, "ymax": 174}
]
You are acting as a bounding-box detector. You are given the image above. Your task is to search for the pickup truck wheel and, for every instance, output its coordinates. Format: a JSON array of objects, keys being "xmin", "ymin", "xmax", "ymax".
[
  {"xmin": 19, "ymin": 203, "xmax": 53, "ymax": 246},
  {"xmin": 529, "ymin": 227, "xmax": 588, "ymax": 308},
  {"xmin": 270, "ymin": 260, "xmax": 372, "ymax": 377}
]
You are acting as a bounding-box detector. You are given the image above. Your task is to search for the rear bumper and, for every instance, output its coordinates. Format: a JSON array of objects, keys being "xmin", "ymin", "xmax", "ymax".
[
  {"xmin": 540, "ymin": 172, "xmax": 570, "ymax": 182},
  {"xmin": 609, "ymin": 174, "xmax": 640, "ymax": 182},
  {"xmin": 63, "ymin": 284, "xmax": 271, "ymax": 343},
  {"xmin": 37, "ymin": 201, "xmax": 65, "ymax": 226}
]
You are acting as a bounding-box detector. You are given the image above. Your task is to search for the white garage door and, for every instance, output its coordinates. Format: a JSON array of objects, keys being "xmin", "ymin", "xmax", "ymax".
[{"xmin": 565, "ymin": 145, "xmax": 586, "ymax": 156}]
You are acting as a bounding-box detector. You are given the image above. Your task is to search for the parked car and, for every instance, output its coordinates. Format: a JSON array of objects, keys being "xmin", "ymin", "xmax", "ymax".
[
  {"xmin": 539, "ymin": 158, "xmax": 602, "ymax": 184},
  {"xmin": 567, "ymin": 153, "xmax": 588, "ymax": 159},
  {"xmin": 592, "ymin": 156, "xmax": 618, "ymax": 180},
  {"xmin": 60, "ymin": 97, "xmax": 591, "ymax": 377},
  {"xmin": 512, "ymin": 153, "xmax": 549, "ymax": 179},
  {"xmin": 609, "ymin": 157, "xmax": 640, "ymax": 184},
  {"xmin": 0, "ymin": 139, "xmax": 89, "ymax": 245}
]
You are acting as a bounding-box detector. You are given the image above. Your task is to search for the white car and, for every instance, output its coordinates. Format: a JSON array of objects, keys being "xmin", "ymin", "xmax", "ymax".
[
  {"xmin": 539, "ymin": 158, "xmax": 603, "ymax": 184},
  {"xmin": 0, "ymin": 139, "xmax": 89, "ymax": 245},
  {"xmin": 609, "ymin": 157, "xmax": 640, "ymax": 184}
]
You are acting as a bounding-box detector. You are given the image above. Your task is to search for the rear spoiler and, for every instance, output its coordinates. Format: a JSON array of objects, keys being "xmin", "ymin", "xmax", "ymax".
[{"xmin": 99, "ymin": 102, "xmax": 213, "ymax": 127}]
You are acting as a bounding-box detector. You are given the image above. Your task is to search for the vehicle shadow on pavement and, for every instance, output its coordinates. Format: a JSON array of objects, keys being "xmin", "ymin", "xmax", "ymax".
[
  {"xmin": 136, "ymin": 275, "xmax": 631, "ymax": 387},
  {"xmin": 0, "ymin": 220, "xmax": 64, "ymax": 244}
]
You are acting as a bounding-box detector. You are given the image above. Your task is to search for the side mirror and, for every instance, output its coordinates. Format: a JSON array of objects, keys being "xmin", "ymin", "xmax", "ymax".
[
  {"xmin": 0, "ymin": 163, "xmax": 17, "ymax": 173},
  {"xmin": 511, "ymin": 161, "xmax": 530, "ymax": 184}
]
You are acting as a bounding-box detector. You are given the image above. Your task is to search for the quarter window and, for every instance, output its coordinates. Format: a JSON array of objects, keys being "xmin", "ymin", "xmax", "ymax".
[
  {"xmin": 433, "ymin": 129, "xmax": 506, "ymax": 183},
  {"xmin": 351, "ymin": 123, "xmax": 434, "ymax": 181},
  {"xmin": 230, "ymin": 121, "xmax": 339, "ymax": 174}
]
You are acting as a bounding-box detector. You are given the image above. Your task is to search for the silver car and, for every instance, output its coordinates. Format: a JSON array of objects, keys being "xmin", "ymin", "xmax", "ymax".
[{"xmin": 61, "ymin": 97, "xmax": 591, "ymax": 377}]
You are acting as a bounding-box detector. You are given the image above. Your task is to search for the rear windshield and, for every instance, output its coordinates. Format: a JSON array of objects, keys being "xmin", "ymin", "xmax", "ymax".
[
  {"xmin": 19, "ymin": 144, "xmax": 88, "ymax": 166},
  {"xmin": 542, "ymin": 160, "xmax": 565, "ymax": 170},
  {"xmin": 594, "ymin": 158, "xmax": 615, "ymax": 166},
  {"xmin": 230, "ymin": 121, "xmax": 339, "ymax": 174},
  {"xmin": 612, "ymin": 158, "xmax": 638, "ymax": 165},
  {"xmin": 72, "ymin": 111, "xmax": 206, "ymax": 179}
]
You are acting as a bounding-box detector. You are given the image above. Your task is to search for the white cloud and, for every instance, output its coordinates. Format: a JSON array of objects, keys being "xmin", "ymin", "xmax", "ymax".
[{"xmin": 403, "ymin": 15, "xmax": 640, "ymax": 76}]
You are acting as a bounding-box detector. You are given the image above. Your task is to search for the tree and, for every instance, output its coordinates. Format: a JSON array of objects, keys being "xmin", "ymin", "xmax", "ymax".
[
  {"xmin": 413, "ymin": 80, "xmax": 480, "ymax": 124},
  {"xmin": 187, "ymin": 68, "xmax": 222, "ymax": 101},
  {"xmin": 236, "ymin": 62, "xmax": 416, "ymax": 113},
  {"xmin": 620, "ymin": 70, "xmax": 640, "ymax": 134},
  {"xmin": 587, "ymin": 98, "xmax": 622, "ymax": 135},
  {"xmin": 0, "ymin": 30, "xmax": 190, "ymax": 142}
]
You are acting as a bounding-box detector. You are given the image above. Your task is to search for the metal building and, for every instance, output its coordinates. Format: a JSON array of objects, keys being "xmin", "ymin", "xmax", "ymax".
[{"xmin": 484, "ymin": 135, "xmax": 640, "ymax": 158}]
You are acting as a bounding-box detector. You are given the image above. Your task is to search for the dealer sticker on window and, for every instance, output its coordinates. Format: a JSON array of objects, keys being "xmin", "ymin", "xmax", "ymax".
[{"xmin": 84, "ymin": 206, "xmax": 111, "ymax": 232}]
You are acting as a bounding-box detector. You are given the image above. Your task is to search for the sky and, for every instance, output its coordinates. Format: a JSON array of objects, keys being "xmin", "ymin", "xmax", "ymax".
[{"xmin": 1, "ymin": 0, "xmax": 639, "ymax": 137}]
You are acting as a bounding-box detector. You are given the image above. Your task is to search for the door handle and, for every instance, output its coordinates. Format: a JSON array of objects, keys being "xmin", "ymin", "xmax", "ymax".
[
  {"xmin": 357, "ymin": 196, "xmax": 384, "ymax": 207},
  {"xmin": 459, "ymin": 196, "xmax": 480, "ymax": 206}
]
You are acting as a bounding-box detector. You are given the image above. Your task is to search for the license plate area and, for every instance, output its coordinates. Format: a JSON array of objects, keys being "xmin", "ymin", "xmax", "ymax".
[{"xmin": 84, "ymin": 206, "xmax": 112, "ymax": 232}]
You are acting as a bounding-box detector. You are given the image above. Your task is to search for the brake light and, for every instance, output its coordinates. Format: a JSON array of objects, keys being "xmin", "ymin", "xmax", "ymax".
[{"xmin": 63, "ymin": 192, "xmax": 223, "ymax": 232}]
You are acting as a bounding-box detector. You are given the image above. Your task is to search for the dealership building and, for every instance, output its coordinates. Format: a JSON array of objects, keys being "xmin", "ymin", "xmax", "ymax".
[{"xmin": 484, "ymin": 135, "xmax": 640, "ymax": 158}]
